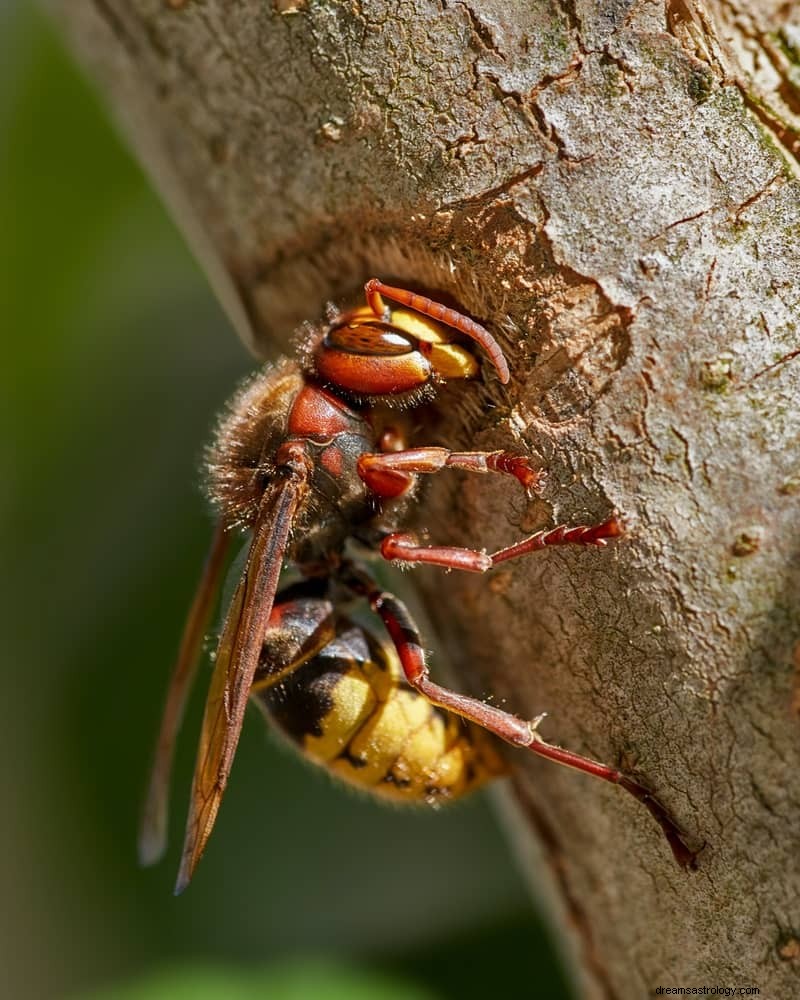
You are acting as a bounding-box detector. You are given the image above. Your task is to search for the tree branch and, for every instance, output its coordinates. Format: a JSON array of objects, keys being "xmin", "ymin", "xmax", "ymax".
[{"xmin": 51, "ymin": 1, "xmax": 800, "ymax": 995}]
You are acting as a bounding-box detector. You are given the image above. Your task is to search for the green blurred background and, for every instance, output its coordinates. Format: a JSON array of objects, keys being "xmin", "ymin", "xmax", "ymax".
[{"xmin": 1, "ymin": 5, "xmax": 573, "ymax": 999}]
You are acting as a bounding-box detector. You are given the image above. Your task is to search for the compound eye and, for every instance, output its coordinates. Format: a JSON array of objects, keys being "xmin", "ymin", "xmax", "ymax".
[
  {"xmin": 325, "ymin": 322, "xmax": 414, "ymax": 357},
  {"xmin": 316, "ymin": 321, "xmax": 431, "ymax": 396}
]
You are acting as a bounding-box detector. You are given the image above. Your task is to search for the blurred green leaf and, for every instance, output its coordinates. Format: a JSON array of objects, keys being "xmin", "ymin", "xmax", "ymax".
[{"xmin": 86, "ymin": 962, "xmax": 437, "ymax": 1000}]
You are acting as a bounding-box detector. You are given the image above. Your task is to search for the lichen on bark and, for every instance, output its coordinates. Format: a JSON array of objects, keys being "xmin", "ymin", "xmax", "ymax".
[{"xmin": 50, "ymin": 1, "xmax": 800, "ymax": 996}]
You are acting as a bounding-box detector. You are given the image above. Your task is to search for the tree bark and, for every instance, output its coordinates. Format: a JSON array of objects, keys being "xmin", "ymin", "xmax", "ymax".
[{"xmin": 51, "ymin": 1, "xmax": 800, "ymax": 996}]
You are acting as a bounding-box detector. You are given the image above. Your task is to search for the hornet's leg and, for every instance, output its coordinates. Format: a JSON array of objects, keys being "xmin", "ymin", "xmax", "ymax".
[
  {"xmin": 379, "ymin": 516, "xmax": 623, "ymax": 573},
  {"xmin": 358, "ymin": 447, "xmax": 545, "ymax": 499},
  {"xmin": 342, "ymin": 564, "xmax": 696, "ymax": 869}
]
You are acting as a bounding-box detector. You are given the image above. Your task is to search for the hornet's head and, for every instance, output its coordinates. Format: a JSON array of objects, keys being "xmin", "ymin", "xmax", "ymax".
[{"xmin": 311, "ymin": 278, "xmax": 509, "ymax": 406}]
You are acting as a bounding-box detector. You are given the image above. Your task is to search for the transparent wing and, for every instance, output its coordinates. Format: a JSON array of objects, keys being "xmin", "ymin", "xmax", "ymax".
[
  {"xmin": 174, "ymin": 463, "xmax": 308, "ymax": 893},
  {"xmin": 138, "ymin": 522, "xmax": 231, "ymax": 867}
]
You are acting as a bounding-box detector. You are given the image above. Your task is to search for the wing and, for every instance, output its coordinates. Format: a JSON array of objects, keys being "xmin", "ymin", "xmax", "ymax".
[
  {"xmin": 174, "ymin": 454, "xmax": 309, "ymax": 894},
  {"xmin": 138, "ymin": 522, "xmax": 231, "ymax": 867}
]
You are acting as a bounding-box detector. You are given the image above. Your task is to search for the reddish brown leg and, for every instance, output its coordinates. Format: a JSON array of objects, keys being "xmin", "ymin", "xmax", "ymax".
[
  {"xmin": 342, "ymin": 566, "xmax": 696, "ymax": 869},
  {"xmin": 358, "ymin": 447, "xmax": 546, "ymax": 497},
  {"xmin": 380, "ymin": 515, "xmax": 623, "ymax": 574},
  {"xmin": 491, "ymin": 516, "xmax": 624, "ymax": 564},
  {"xmin": 382, "ymin": 534, "xmax": 492, "ymax": 572}
]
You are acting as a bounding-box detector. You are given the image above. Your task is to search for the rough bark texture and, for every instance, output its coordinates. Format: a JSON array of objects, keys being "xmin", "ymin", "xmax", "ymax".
[{"xmin": 51, "ymin": 1, "xmax": 800, "ymax": 996}]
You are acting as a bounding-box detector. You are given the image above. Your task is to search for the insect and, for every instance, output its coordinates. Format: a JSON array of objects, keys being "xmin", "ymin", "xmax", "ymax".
[{"xmin": 138, "ymin": 278, "xmax": 695, "ymax": 893}]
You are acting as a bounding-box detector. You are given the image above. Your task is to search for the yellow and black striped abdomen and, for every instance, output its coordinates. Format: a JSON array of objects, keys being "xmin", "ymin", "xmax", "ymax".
[{"xmin": 252, "ymin": 599, "xmax": 506, "ymax": 803}]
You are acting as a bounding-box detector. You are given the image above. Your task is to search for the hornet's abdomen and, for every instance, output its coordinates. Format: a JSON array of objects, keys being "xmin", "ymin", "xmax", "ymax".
[{"xmin": 251, "ymin": 594, "xmax": 506, "ymax": 802}]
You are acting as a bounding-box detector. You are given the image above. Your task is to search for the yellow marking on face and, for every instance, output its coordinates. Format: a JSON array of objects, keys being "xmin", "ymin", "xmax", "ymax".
[
  {"xmin": 429, "ymin": 343, "xmax": 478, "ymax": 379},
  {"xmin": 387, "ymin": 308, "xmax": 448, "ymax": 344},
  {"xmin": 345, "ymin": 304, "xmax": 376, "ymax": 324},
  {"xmin": 389, "ymin": 311, "xmax": 477, "ymax": 378}
]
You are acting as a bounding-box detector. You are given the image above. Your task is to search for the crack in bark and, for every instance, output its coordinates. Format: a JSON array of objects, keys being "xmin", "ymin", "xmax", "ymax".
[
  {"xmin": 665, "ymin": 0, "xmax": 731, "ymax": 77},
  {"xmin": 441, "ymin": 162, "xmax": 544, "ymax": 208},
  {"xmin": 529, "ymin": 56, "xmax": 585, "ymax": 101},
  {"xmin": 717, "ymin": 0, "xmax": 800, "ymax": 121},
  {"xmin": 649, "ymin": 205, "xmax": 716, "ymax": 239},
  {"xmin": 732, "ymin": 170, "xmax": 785, "ymax": 218},
  {"xmin": 645, "ymin": 172, "xmax": 784, "ymax": 246},
  {"xmin": 481, "ymin": 68, "xmax": 557, "ymax": 151},
  {"xmin": 740, "ymin": 345, "xmax": 800, "ymax": 385},
  {"xmin": 736, "ymin": 85, "xmax": 800, "ymax": 170},
  {"xmin": 556, "ymin": 0, "xmax": 584, "ymax": 52},
  {"xmin": 450, "ymin": 0, "xmax": 504, "ymax": 59},
  {"xmin": 480, "ymin": 55, "xmax": 586, "ymax": 162},
  {"xmin": 669, "ymin": 424, "xmax": 695, "ymax": 480},
  {"xmin": 665, "ymin": 0, "xmax": 800, "ymax": 172}
]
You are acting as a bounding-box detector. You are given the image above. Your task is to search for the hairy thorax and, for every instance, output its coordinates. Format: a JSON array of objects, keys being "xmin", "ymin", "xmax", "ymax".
[{"xmin": 205, "ymin": 358, "xmax": 401, "ymax": 564}]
